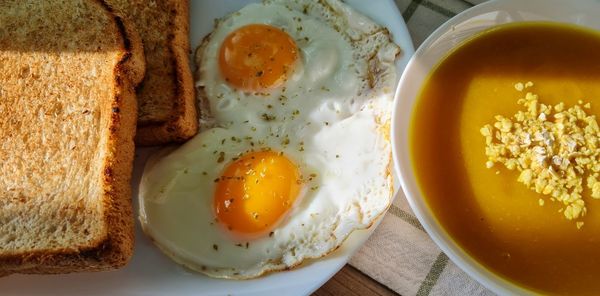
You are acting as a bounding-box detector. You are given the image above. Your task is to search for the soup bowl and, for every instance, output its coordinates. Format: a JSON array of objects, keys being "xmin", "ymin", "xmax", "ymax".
[{"xmin": 392, "ymin": 0, "xmax": 600, "ymax": 294}]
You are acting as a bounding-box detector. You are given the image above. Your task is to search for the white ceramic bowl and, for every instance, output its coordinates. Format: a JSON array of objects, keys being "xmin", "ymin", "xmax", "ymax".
[{"xmin": 392, "ymin": 0, "xmax": 600, "ymax": 294}]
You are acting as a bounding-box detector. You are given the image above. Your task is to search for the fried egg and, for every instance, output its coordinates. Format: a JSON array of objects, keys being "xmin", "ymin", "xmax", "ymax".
[{"xmin": 139, "ymin": 0, "xmax": 400, "ymax": 279}]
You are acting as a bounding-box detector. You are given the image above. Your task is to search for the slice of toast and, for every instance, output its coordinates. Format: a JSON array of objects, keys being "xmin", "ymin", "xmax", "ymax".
[
  {"xmin": 108, "ymin": 0, "xmax": 198, "ymax": 146},
  {"xmin": 0, "ymin": 0, "xmax": 144, "ymax": 274}
]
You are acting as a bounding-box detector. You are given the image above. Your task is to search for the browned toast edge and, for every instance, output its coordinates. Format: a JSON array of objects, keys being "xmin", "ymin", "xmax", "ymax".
[{"xmin": 135, "ymin": 0, "xmax": 198, "ymax": 146}]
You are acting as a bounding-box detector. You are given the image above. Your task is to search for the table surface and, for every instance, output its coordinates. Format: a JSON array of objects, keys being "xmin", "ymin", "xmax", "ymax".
[
  {"xmin": 314, "ymin": 0, "xmax": 483, "ymax": 295},
  {"xmin": 315, "ymin": 265, "xmax": 397, "ymax": 296}
]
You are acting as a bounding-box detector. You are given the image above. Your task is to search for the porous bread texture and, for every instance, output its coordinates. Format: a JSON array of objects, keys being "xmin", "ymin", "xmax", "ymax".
[
  {"xmin": 107, "ymin": 0, "xmax": 198, "ymax": 146},
  {"xmin": 0, "ymin": 0, "xmax": 144, "ymax": 274}
]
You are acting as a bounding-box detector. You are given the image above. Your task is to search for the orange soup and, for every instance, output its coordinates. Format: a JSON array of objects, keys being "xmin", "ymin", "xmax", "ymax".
[{"xmin": 411, "ymin": 22, "xmax": 600, "ymax": 295}]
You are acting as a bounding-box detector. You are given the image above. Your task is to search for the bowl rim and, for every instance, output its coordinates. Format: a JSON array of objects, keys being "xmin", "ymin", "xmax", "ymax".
[{"xmin": 391, "ymin": 0, "xmax": 600, "ymax": 295}]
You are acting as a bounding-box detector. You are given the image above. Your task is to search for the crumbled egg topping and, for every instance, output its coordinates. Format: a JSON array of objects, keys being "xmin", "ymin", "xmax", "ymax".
[{"xmin": 480, "ymin": 82, "xmax": 600, "ymax": 228}]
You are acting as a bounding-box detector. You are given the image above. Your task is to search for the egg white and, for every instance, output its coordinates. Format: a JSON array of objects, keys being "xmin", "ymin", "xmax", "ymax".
[{"xmin": 139, "ymin": 0, "xmax": 400, "ymax": 279}]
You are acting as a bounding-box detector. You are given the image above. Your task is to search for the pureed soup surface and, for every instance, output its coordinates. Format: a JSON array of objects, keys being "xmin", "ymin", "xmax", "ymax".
[{"xmin": 411, "ymin": 22, "xmax": 600, "ymax": 295}]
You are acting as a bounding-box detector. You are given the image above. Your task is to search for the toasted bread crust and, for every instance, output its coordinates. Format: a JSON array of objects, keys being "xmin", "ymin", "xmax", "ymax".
[
  {"xmin": 0, "ymin": 0, "xmax": 144, "ymax": 274},
  {"xmin": 94, "ymin": 0, "xmax": 144, "ymax": 271},
  {"xmin": 110, "ymin": 0, "xmax": 197, "ymax": 146},
  {"xmin": 136, "ymin": 0, "xmax": 197, "ymax": 145}
]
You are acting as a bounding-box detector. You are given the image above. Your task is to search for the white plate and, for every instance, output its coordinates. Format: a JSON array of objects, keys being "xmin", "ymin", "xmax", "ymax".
[{"xmin": 0, "ymin": 1, "xmax": 413, "ymax": 295}]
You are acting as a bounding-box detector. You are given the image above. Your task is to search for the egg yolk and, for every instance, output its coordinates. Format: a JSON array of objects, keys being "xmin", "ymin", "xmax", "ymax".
[
  {"xmin": 213, "ymin": 151, "xmax": 301, "ymax": 236},
  {"xmin": 218, "ymin": 24, "xmax": 298, "ymax": 92}
]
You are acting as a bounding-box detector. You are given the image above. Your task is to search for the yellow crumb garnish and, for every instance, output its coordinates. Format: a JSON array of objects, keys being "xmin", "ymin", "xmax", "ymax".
[
  {"xmin": 480, "ymin": 82, "xmax": 600, "ymax": 228},
  {"xmin": 514, "ymin": 82, "xmax": 525, "ymax": 92}
]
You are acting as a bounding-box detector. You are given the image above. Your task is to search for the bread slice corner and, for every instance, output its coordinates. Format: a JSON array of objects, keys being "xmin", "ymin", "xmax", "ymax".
[{"xmin": 108, "ymin": 0, "xmax": 198, "ymax": 146}]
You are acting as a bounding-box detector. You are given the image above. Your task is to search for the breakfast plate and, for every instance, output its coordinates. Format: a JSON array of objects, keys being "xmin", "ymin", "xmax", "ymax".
[{"xmin": 0, "ymin": 0, "xmax": 413, "ymax": 295}]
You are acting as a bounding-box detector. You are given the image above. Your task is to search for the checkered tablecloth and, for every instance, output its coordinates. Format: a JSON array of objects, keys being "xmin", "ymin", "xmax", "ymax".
[{"xmin": 347, "ymin": 1, "xmax": 495, "ymax": 295}]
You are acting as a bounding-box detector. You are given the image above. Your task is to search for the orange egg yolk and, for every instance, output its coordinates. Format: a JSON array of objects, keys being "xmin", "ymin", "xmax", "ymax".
[
  {"xmin": 218, "ymin": 24, "xmax": 298, "ymax": 92},
  {"xmin": 213, "ymin": 151, "xmax": 301, "ymax": 236}
]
